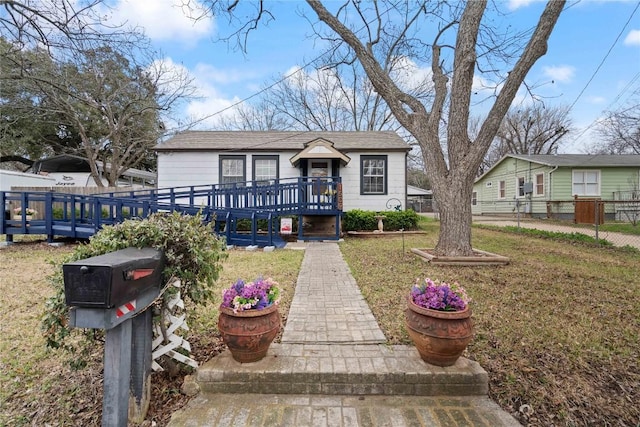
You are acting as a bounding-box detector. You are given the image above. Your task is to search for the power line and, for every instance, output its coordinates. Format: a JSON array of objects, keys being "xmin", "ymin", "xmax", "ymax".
[
  {"xmin": 188, "ymin": 2, "xmax": 406, "ymax": 127},
  {"xmin": 568, "ymin": 1, "xmax": 640, "ymax": 113},
  {"xmin": 570, "ymin": 71, "xmax": 640, "ymax": 146}
]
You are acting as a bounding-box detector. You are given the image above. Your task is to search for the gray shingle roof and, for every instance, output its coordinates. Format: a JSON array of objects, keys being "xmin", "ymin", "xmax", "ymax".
[
  {"xmin": 154, "ymin": 131, "xmax": 409, "ymax": 152},
  {"xmin": 510, "ymin": 154, "xmax": 640, "ymax": 167}
]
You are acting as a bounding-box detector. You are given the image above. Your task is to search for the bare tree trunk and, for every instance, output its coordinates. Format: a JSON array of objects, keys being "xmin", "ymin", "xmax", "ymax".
[
  {"xmin": 301, "ymin": 1, "xmax": 564, "ymax": 256},
  {"xmin": 431, "ymin": 169, "xmax": 475, "ymax": 256}
]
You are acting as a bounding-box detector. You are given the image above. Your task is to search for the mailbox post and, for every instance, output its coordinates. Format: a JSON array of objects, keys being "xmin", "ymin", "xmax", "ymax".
[{"xmin": 63, "ymin": 247, "xmax": 165, "ymax": 427}]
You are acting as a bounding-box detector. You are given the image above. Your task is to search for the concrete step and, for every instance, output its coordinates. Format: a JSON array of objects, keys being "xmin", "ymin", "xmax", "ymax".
[
  {"xmin": 168, "ymin": 394, "xmax": 522, "ymax": 427},
  {"xmin": 196, "ymin": 344, "xmax": 488, "ymax": 396}
]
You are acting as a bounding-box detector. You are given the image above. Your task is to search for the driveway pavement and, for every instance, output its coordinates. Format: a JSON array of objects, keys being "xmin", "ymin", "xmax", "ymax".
[{"xmin": 472, "ymin": 215, "xmax": 640, "ymax": 249}]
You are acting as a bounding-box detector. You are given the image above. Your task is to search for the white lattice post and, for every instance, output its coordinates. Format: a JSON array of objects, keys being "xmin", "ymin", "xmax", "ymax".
[{"xmin": 151, "ymin": 280, "xmax": 198, "ymax": 371}]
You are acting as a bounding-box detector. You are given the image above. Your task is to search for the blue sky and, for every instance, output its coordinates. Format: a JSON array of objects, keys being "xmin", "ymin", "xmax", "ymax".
[{"xmin": 104, "ymin": 0, "xmax": 640, "ymax": 153}]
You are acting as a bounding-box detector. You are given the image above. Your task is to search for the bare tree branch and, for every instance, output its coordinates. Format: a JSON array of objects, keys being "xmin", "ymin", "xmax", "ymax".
[
  {"xmin": 592, "ymin": 91, "xmax": 640, "ymax": 155},
  {"xmin": 195, "ymin": 0, "xmax": 566, "ymax": 256}
]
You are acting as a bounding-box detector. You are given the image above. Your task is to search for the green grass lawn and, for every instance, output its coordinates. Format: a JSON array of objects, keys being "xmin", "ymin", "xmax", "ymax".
[{"xmin": 598, "ymin": 221, "xmax": 640, "ymax": 235}]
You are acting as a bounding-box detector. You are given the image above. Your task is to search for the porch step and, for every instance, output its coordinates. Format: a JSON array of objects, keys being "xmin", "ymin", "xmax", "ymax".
[{"xmin": 196, "ymin": 344, "xmax": 488, "ymax": 396}]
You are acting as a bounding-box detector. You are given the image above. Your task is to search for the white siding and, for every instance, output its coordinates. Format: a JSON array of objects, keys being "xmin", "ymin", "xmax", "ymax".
[
  {"xmin": 341, "ymin": 152, "xmax": 406, "ymax": 211},
  {"xmin": 157, "ymin": 152, "xmax": 302, "ymax": 189},
  {"xmin": 157, "ymin": 152, "xmax": 217, "ymax": 188},
  {"xmin": 157, "ymin": 150, "xmax": 407, "ymax": 211},
  {"xmin": 267, "ymin": 153, "xmax": 298, "ymax": 180}
]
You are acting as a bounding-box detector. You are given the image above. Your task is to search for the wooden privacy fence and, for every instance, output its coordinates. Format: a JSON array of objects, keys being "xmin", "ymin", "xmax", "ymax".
[{"xmin": 574, "ymin": 196, "xmax": 604, "ymax": 225}]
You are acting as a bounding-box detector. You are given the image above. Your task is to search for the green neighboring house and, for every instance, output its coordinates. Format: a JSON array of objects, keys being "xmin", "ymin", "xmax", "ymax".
[{"xmin": 472, "ymin": 154, "xmax": 640, "ymax": 220}]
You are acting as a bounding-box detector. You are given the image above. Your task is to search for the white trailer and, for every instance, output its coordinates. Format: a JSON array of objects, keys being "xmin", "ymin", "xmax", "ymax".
[{"xmin": 0, "ymin": 170, "xmax": 56, "ymax": 191}]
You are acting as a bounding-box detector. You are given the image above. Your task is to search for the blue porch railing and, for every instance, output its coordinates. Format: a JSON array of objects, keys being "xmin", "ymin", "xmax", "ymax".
[
  {"xmin": 1, "ymin": 177, "xmax": 342, "ymax": 246},
  {"xmin": 99, "ymin": 177, "xmax": 341, "ymax": 213}
]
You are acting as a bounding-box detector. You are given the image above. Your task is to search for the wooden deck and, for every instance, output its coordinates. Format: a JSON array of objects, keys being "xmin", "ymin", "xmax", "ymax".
[{"xmin": 1, "ymin": 177, "xmax": 342, "ymax": 247}]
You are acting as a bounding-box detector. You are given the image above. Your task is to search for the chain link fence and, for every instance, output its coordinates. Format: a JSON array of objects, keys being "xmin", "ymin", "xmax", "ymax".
[{"xmin": 473, "ymin": 195, "xmax": 640, "ymax": 249}]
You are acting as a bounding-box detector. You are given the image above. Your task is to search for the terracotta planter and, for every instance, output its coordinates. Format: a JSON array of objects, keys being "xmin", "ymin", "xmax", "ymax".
[
  {"xmin": 218, "ymin": 303, "xmax": 281, "ymax": 363},
  {"xmin": 405, "ymin": 298, "xmax": 473, "ymax": 367},
  {"xmin": 14, "ymin": 215, "xmax": 33, "ymax": 221}
]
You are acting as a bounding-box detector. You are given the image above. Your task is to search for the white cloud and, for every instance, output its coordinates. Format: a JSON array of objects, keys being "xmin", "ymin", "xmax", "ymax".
[
  {"xmin": 106, "ymin": 0, "xmax": 214, "ymax": 45},
  {"xmin": 284, "ymin": 66, "xmax": 303, "ymax": 79},
  {"xmin": 624, "ymin": 29, "xmax": 640, "ymax": 46},
  {"xmin": 186, "ymin": 96, "xmax": 240, "ymax": 129},
  {"xmin": 472, "ymin": 75, "xmax": 497, "ymax": 94},
  {"xmin": 506, "ymin": 0, "xmax": 536, "ymax": 11},
  {"xmin": 542, "ymin": 65, "xmax": 575, "ymax": 83},
  {"xmin": 193, "ymin": 63, "xmax": 260, "ymax": 85},
  {"xmin": 470, "ymin": 75, "xmax": 506, "ymax": 107},
  {"xmin": 182, "ymin": 58, "xmax": 272, "ymax": 128},
  {"xmin": 147, "ymin": 56, "xmax": 244, "ymax": 129},
  {"xmin": 389, "ymin": 56, "xmax": 433, "ymax": 93},
  {"xmin": 184, "ymin": 68, "xmax": 239, "ymax": 128}
]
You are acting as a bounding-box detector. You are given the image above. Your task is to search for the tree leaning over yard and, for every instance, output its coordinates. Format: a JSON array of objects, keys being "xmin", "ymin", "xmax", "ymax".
[
  {"xmin": 1, "ymin": 37, "xmax": 84, "ymax": 169},
  {"xmin": 33, "ymin": 44, "xmax": 189, "ymax": 186},
  {"xmin": 206, "ymin": 0, "xmax": 566, "ymax": 256},
  {"xmin": 308, "ymin": 0, "xmax": 564, "ymax": 256},
  {"xmin": 2, "ymin": 39, "xmax": 194, "ymax": 186}
]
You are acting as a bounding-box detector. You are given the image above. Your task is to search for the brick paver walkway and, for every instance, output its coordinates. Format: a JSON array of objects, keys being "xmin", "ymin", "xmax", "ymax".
[
  {"xmin": 168, "ymin": 242, "xmax": 521, "ymax": 426},
  {"xmin": 282, "ymin": 243, "xmax": 386, "ymax": 344}
]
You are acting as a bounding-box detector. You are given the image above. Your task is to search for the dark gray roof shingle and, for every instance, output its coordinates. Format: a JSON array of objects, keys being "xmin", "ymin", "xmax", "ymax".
[
  {"xmin": 509, "ymin": 154, "xmax": 640, "ymax": 167},
  {"xmin": 154, "ymin": 131, "xmax": 409, "ymax": 152}
]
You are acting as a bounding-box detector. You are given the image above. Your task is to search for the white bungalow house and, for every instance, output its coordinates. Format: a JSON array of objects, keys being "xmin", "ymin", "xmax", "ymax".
[
  {"xmin": 154, "ymin": 131, "xmax": 410, "ymax": 240},
  {"xmin": 154, "ymin": 131, "xmax": 410, "ymax": 212}
]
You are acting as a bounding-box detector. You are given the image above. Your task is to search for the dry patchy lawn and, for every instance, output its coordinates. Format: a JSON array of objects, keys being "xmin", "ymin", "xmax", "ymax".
[
  {"xmin": 0, "ymin": 242, "xmax": 303, "ymax": 426},
  {"xmin": 2, "ymin": 226, "xmax": 638, "ymax": 426},
  {"xmin": 340, "ymin": 225, "xmax": 640, "ymax": 426}
]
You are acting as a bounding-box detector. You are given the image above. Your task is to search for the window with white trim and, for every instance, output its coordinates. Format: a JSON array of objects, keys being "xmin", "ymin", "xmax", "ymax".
[
  {"xmin": 517, "ymin": 176, "xmax": 525, "ymax": 197},
  {"xmin": 471, "ymin": 191, "xmax": 477, "ymax": 206},
  {"xmin": 360, "ymin": 155, "xmax": 387, "ymax": 195},
  {"xmin": 219, "ymin": 155, "xmax": 246, "ymax": 185},
  {"xmin": 535, "ymin": 173, "xmax": 544, "ymax": 196},
  {"xmin": 572, "ymin": 170, "xmax": 600, "ymax": 196},
  {"xmin": 499, "ymin": 181, "xmax": 506, "ymax": 199},
  {"xmin": 252, "ymin": 155, "xmax": 278, "ymax": 185}
]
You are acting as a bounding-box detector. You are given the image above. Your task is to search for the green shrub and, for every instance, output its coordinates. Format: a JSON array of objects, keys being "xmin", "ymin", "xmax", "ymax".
[
  {"xmin": 52, "ymin": 207, "xmax": 81, "ymax": 220},
  {"xmin": 343, "ymin": 209, "xmax": 419, "ymax": 231},
  {"xmin": 52, "ymin": 207, "xmax": 132, "ymax": 220},
  {"xmin": 343, "ymin": 209, "xmax": 377, "ymax": 231},
  {"xmin": 235, "ymin": 218, "xmax": 273, "ymax": 231},
  {"xmin": 42, "ymin": 212, "xmax": 227, "ymax": 366},
  {"xmin": 383, "ymin": 210, "xmax": 419, "ymax": 230}
]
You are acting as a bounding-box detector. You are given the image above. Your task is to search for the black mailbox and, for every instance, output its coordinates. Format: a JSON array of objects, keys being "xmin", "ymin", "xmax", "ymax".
[{"xmin": 63, "ymin": 247, "xmax": 165, "ymax": 309}]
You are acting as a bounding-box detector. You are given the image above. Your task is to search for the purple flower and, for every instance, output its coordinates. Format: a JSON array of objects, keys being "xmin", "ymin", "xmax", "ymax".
[
  {"xmin": 220, "ymin": 276, "xmax": 281, "ymax": 312},
  {"xmin": 410, "ymin": 278, "xmax": 470, "ymax": 311},
  {"xmin": 233, "ymin": 279, "xmax": 245, "ymax": 293}
]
